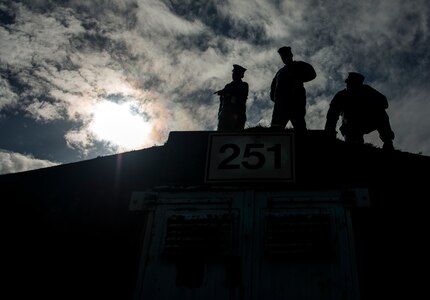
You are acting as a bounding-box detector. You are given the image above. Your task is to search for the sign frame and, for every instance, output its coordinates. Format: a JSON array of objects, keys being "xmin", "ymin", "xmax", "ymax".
[{"xmin": 205, "ymin": 132, "xmax": 295, "ymax": 183}]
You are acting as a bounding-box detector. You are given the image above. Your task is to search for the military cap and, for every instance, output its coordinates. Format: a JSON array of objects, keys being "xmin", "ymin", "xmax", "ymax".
[
  {"xmin": 345, "ymin": 72, "xmax": 365, "ymax": 84},
  {"xmin": 233, "ymin": 64, "xmax": 247, "ymax": 74},
  {"xmin": 278, "ymin": 46, "xmax": 293, "ymax": 56}
]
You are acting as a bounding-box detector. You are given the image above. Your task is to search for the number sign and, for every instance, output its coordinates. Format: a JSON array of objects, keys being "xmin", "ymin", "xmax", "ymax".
[{"xmin": 205, "ymin": 133, "xmax": 295, "ymax": 182}]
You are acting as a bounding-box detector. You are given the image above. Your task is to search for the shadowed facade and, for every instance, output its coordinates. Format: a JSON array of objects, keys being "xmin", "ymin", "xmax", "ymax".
[{"xmin": 2, "ymin": 129, "xmax": 429, "ymax": 299}]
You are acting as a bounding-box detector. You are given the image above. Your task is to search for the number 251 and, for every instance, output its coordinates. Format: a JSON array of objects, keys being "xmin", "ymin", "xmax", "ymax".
[{"xmin": 218, "ymin": 143, "xmax": 281, "ymax": 170}]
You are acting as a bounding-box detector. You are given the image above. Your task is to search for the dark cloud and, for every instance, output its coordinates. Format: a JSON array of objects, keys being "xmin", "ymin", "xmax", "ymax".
[
  {"xmin": 0, "ymin": 113, "xmax": 79, "ymax": 162},
  {"xmin": 0, "ymin": 7, "xmax": 16, "ymax": 25},
  {"xmin": 164, "ymin": 0, "xmax": 270, "ymax": 44}
]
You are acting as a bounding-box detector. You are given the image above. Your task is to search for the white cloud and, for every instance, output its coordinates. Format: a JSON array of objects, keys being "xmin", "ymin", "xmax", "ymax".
[
  {"xmin": 64, "ymin": 128, "xmax": 96, "ymax": 156},
  {"xmin": 0, "ymin": 150, "xmax": 59, "ymax": 175},
  {"xmin": 136, "ymin": 0, "xmax": 206, "ymax": 37},
  {"xmin": 24, "ymin": 99, "xmax": 65, "ymax": 121},
  {"xmin": 0, "ymin": 3, "xmax": 84, "ymax": 70},
  {"xmin": 0, "ymin": 76, "xmax": 19, "ymax": 112},
  {"xmin": 218, "ymin": 0, "xmax": 307, "ymax": 40}
]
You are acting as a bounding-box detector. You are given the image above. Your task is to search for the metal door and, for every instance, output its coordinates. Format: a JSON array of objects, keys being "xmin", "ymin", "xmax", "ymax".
[
  {"xmin": 131, "ymin": 189, "xmax": 362, "ymax": 300},
  {"xmin": 132, "ymin": 191, "xmax": 246, "ymax": 300},
  {"xmin": 250, "ymin": 191, "xmax": 359, "ymax": 300}
]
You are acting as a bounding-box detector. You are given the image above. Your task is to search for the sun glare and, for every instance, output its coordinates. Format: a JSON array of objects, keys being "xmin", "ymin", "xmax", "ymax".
[{"xmin": 90, "ymin": 100, "xmax": 151, "ymax": 150}]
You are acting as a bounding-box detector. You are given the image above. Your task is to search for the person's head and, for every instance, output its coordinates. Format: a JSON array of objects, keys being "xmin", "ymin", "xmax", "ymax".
[
  {"xmin": 232, "ymin": 64, "xmax": 246, "ymax": 81},
  {"xmin": 345, "ymin": 72, "xmax": 365, "ymax": 90},
  {"xmin": 278, "ymin": 46, "xmax": 293, "ymax": 65}
]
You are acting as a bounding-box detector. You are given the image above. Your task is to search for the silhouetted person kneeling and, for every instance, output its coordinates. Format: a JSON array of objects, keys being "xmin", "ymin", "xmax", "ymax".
[
  {"xmin": 325, "ymin": 72, "xmax": 395, "ymax": 150},
  {"xmin": 215, "ymin": 64, "xmax": 249, "ymax": 131},
  {"xmin": 270, "ymin": 46, "xmax": 316, "ymax": 131}
]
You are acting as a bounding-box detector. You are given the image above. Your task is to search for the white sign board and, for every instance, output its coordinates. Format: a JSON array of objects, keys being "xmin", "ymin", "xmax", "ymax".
[{"xmin": 205, "ymin": 133, "xmax": 295, "ymax": 182}]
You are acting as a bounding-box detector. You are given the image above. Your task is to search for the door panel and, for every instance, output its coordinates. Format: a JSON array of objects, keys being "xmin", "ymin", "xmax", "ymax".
[
  {"xmin": 252, "ymin": 191, "xmax": 357, "ymax": 300},
  {"xmin": 134, "ymin": 190, "xmax": 359, "ymax": 300}
]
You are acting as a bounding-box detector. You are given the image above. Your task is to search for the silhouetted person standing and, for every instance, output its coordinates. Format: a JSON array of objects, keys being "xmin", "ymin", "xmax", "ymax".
[
  {"xmin": 270, "ymin": 46, "xmax": 316, "ymax": 131},
  {"xmin": 325, "ymin": 72, "xmax": 395, "ymax": 150},
  {"xmin": 215, "ymin": 64, "xmax": 249, "ymax": 131}
]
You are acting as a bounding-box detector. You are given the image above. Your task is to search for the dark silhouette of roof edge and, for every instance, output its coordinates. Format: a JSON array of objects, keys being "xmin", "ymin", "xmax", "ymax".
[{"xmin": 0, "ymin": 129, "xmax": 428, "ymax": 179}]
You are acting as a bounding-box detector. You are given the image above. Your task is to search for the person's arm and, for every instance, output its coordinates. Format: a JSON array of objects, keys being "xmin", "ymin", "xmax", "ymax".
[
  {"xmin": 215, "ymin": 83, "xmax": 232, "ymax": 96},
  {"xmin": 325, "ymin": 93, "xmax": 342, "ymax": 137},
  {"xmin": 364, "ymin": 85, "xmax": 388, "ymax": 109},
  {"xmin": 233, "ymin": 82, "xmax": 249, "ymax": 107},
  {"xmin": 241, "ymin": 82, "xmax": 249, "ymax": 100},
  {"xmin": 270, "ymin": 75, "xmax": 277, "ymax": 102},
  {"xmin": 294, "ymin": 61, "xmax": 317, "ymax": 82}
]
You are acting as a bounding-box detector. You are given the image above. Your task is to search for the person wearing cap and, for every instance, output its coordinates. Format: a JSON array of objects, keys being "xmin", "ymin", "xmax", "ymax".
[
  {"xmin": 270, "ymin": 46, "xmax": 316, "ymax": 131},
  {"xmin": 215, "ymin": 64, "xmax": 249, "ymax": 131},
  {"xmin": 324, "ymin": 72, "xmax": 395, "ymax": 150}
]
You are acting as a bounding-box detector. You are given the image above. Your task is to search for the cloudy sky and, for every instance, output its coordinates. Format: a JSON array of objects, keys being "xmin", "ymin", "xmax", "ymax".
[{"xmin": 1, "ymin": 0, "xmax": 429, "ymax": 174}]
